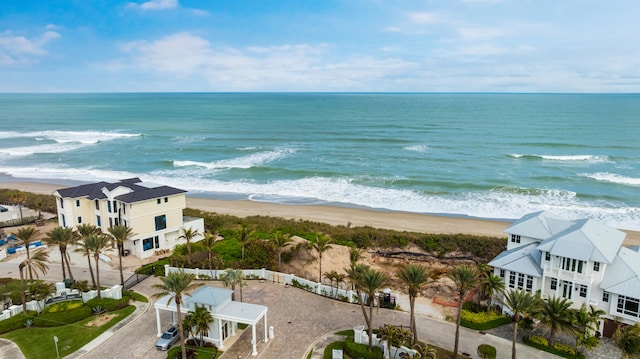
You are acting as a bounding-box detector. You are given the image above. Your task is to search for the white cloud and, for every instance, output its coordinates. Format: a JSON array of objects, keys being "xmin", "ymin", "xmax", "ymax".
[
  {"xmin": 0, "ymin": 30, "xmax": 60, "ymax": 65},
  {"xmin": 408, "ymin": 12, "xmax": 441, "ymax": 24},
  {"xmin": 457, "ymin": 27, "xmax": 505, "ymax": 40},
  {"xmin": 134, "ymin": 0, "xmax": 178, "ymax": 10}
]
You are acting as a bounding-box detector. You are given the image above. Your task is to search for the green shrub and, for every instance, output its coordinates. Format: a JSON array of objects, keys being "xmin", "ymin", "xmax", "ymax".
[
  {"xmin": 135, "ymin": 258, "xmax": 169, "ymax": 275},
  {"xmin": 460, "ymin": 309, "xmax": 511, "ymax": 330},
  {"xmin": 323, "ymin": 341, "xmax": 344, "ymax": 359},
  {"xmin": 554, "ymin": 343, "xmax": 576, "ymax": 355},
  {"xmin": 0, "ymin": 312, "xmax": 37, "ymax": 334},
  {"xmin": 343, "ymin": 338, "xmax": 383, "ymax": 359},
  {"xmin": 523, "ymin": 336, "xmax": 584, "ymax": 359},
  {"xmin": 33, "ymin": 306, "xmax": 92, "ymax": 327},
  {"xmin": 477, "ymin": 344, "xmax": 497, "ymax": 359},
  {"xmin": 85, "ymin": 297, "xmax": 129, "ymax": 312},
  {"xmin": 42, "ymin": 300, "xmax": 83, "ymax": 313},
  {"xmin": 529, "ymin": 335, "xmax": 549, "ymax": 346}
]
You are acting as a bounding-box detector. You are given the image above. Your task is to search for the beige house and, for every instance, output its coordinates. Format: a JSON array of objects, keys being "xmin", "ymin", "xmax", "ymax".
[{"xmin": 54, "ymin": 178, "xmax": 204, "ymax": 259}]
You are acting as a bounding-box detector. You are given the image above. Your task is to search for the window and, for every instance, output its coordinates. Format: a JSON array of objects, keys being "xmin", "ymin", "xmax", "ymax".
[
  {"xmin": 114, "ymin": 218, "xmax": 119, "ymax": 226},
  {"xmin": 526, "ymin": 276, "xmax": 533, "ymax": 292},
  {"xmin": 561, "ymin": 257, "xmax": 585, "ymax": 273},
  {"xmin": 155, "ymin": 215, "xmax": 167, "ymax": 231},
  {"xmin": 142, "ymin": 237, "xmax": 153, "ymax": 251},
  {"xmin": 107, "ymin": 201, "xmax": 112, "ymax": 213},
  {"xmin": 579, "ymin": 285, "xmax": 588, "ymax": 298},
  {"xmin": 517, "ymin": 273, "xmax": 525, "ymax": 289},
  {"xmin": 60, "ymin": 198, "xmax": 64, "ymax": 208},
  {"xmin": 511, "ymin": 234, "xmax": 521, "ymax": 243},
  {"xmin": 76, "ymin": 200, "xmax": 80, "ymax": 207},
  {"xmin": 164, "ymin": 197, "xmax": 168, "ymax": 203},
  {"xmin": 545, "ymin": 252, "xmax": 551, "ymax": 261},
  {"xmin": 594, "ymin": 262, "xmax": 600, "ymax": 272},
  {"xmin": 618, "ymin": 295, "xmax": 640, "ymax": 318},
  {"xmin": 95, "ymin": 200, "xmax": 100, "ymax": 210},
  {"xmin": 550, "ymin": 278, "xmax": 558, "ymax": 290},
  {"xmin": 61, "ymin": 214, "xmax": 66, "ymax": 227},
  {"xmin": 603, "ymin": 291, "xmax": 609, "ymax": 303},
  {"xmin": 77, "ymin": 216, "xmax": 82, "ymax": 224},
  {"xmin": 509, "ymin": 272, "xmax": 516, "ymax": 289},
  {"xmin": 499, "ymin": 269, "xmax": 505, "ymax": 278},
  {"xmin": 96, "ymin": 215, "xmax": 101, "ymax": 227},
  {"xmin": 157, "ymin": 198, "xmax": 161, "ymax": 204},
  {"xmin": 113, "ymin": 201, "xmax": 117, "ymax": 212}
]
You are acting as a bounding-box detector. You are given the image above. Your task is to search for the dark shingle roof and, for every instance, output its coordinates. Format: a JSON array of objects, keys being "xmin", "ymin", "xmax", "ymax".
[{"xmin": 55, "ymin": 178, "xmax": 185, "ymax": 203}]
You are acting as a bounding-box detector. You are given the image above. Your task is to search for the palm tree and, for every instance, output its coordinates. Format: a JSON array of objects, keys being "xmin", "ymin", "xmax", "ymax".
[
  {"xmin": 12, "ymin": 193, "xmax": 26, "ymax": 225},
  {"xmin": 311, "ymin": 234, "xmax": 333, "ymax": 283},
  {"xmin": 348, "ymin": 264, "xmax": 389, "ymax": 352},
  {"xmin": 222, "ymin": 268, "xmax": 247, "ymax": 302},
  {"xmin": 482, "ymin": 273, "xmax": 505, "ymax": 313},
  {"xmin": 538, "ymin": 296, "xmax": 574, "ymax": 347},
  {"xmin": 200, "ymin": 231, "xmax": 218, "ymax": 271},
  {"xmin": 500, "ymin": 289, "xmax": 539, "ymax": 359},
  {"xmin": 178, "ymin": 227, "xmax": 201, "ymax": 263},
  {"xmin": 85, "ymin": 234, "xmax": 112, "ymax": 300},
  {"xmin": 18, "ymin": 248, "xmax": 49, "ymax": 313},
  {"xmin": 152, "ymin": 271, "xmax": 203, "ymax": 359},
  {"xmin": 349, "ymin": 247, "xmax": 363, "ymax": 266},
  {"xmin": 184, "ymin": 305, "xmax": 214, "ymax": 346},
  {"xmin": 446, "ymin": 264, "xmax": 479, "ymax": 359},
  {"xmin": 13, "ymin": 226, "xmax": 40, "ymax": 280},
  {"xmin": 397, "ymin": 263, "xmax": 433, "ymax": 345},
  {"xmin": 573, "ymin": 303, "xmax": 605, "ymax": 351},
  {"xmin": 271, "ymin": 231, "xmax": 292, "ymax": 269},
  {"xmin": 28, "ymin": 282, "xmax": 56, "ymax": 311},
  {"xmin": 614, "ymin": 322, "xmax": 640, "ymax": 359},
  {"xmin": 76, "ymin": 224, "xmax": 100, "ymax": 288},
  {"xmin": 107, "ymin": 225, "xmax": 137, "ymax": 287},
  {"xmin": 379, "ymin": 324, "xmax": 411, "ymax": 359},
  {"xmin": 237, "ymin": 224, "xmax": 254, "ymax": 260},
  {"xmin": 45, "ymin": 226, "xmax": 77, "ymax": 282}
]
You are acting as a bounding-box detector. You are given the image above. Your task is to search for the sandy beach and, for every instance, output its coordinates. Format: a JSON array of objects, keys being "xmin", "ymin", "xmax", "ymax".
[{"xmin": 2, "ymin": 180, "xmax": 640, "ymax": 245}]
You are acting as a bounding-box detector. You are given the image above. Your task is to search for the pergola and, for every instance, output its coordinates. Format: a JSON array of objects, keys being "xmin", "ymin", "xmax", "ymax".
[{"xmin": 154, "ymin": 287, "xmax": 268, "ymax": 356}]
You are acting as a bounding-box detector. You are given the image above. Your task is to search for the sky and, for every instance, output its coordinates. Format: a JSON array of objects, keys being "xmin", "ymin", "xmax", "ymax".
[{"xmin": 1, "ymin": 0, "xmax": 639, "ymax": 93}]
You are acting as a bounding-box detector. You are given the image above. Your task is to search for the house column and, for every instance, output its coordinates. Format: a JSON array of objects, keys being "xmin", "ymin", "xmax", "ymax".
[
  {"xmin": 252, "ymin": 324, "xmax": 258, "ymax": 356},
  {"xmin": 155, "ymin": 308, "xmax": 162, "ymax": 336},
  {"xmin": 218, "ymin": 320, "xmax": 224, "ymax": 350},
  {"xmin": 263, "ymin": 312, "xmax": 268, "ymax": 343}
]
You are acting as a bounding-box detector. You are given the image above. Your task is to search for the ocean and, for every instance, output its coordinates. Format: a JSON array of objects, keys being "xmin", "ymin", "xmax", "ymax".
[{"xmin": 0, "ymin": 93, "xmax": 639, "ymax": 230}]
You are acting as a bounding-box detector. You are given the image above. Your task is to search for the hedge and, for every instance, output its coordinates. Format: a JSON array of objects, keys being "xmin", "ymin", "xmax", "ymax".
[
  {"xmin": 85, "ymin": 297, "xmax": 130, "ymax": 312},
  {"xmin": 0, "ymin": 312, "xmax": 38, "ymax": 334},
  {"xmin": 460, "ymin": 310, "xmax": 511, "ymax": 330},
  {"xmin": 523, "ymin": 336, "xmax": 585, "ymax": 359},
  {"xmin": 477, "ymin": 344, "xmax": 497, "ymax": 359},
  {"xmin": 344, "ymin": 338, "xmax": 383, "ymax": 359},
  {"xmin": 33, "ymin": 306, "xmax": 92, "ymax": 327}
]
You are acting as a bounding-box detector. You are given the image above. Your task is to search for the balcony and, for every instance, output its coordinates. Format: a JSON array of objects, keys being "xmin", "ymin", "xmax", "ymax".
[{"xmin": 543, "ymin": 265, "xmax": 593, "ymax": 284}]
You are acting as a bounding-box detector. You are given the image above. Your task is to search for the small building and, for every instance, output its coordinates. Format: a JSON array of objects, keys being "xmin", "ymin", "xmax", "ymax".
[
  {"xmin": 154, "ymin": 286, "xmax": 269, "ymax": 355},
  {"xmin": 489, "ymin": 211, "xmax": 640, "ymax": 337},
  {"xmin": 53, "ymin": 178, "xmax": 204, "ymax": 259}
]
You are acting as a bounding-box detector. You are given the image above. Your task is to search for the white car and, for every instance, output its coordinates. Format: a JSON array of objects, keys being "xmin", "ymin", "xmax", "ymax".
[{"xmin": 155, "ymin": 326, "xmax": 180, "ymax": 350}]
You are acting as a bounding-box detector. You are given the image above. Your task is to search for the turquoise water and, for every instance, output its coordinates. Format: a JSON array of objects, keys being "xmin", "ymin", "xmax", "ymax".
[{"xmin": 0, "ymin": 93, "xmax": 639, "ymax": 229}]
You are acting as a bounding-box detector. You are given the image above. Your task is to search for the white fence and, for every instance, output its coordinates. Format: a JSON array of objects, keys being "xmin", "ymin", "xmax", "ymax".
[
  {"xmin": 353, "ymin": 325, "xmax": 419, "ymax": 359},
  {"xmin": 164, "ymin": 265, "xmax": 373, "ymax": 305}
]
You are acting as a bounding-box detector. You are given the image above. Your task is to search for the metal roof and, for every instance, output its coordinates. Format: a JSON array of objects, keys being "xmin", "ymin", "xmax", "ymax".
[
  {"xmin": 488, "ymin": 243, "xmax": 543, "ymax": 277},
  {"xmin": 601, "ymin": 247, "xmax": 640, "ymax": 299},
  {"xmin": 189, "ymin": 287, "xmax": 234, "ymax": 308},
  {"xmin": 504, "ymin": 211, "xmax": 572, "ymax": 240},
  {"xmin": 536, "ymin": 218, "xmax": 625, "ymax": 263}
]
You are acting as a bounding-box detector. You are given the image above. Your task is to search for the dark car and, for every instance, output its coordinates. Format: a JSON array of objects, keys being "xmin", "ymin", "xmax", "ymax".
[
  {"xmin": 155, "ymin": 326, "xmax": 180, "ymax": 350},
  {"xmin": 0, "ymin": 205, "xmax": 8, "ymax": 213}
]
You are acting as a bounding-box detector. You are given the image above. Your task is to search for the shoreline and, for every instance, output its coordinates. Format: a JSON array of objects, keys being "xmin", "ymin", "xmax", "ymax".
[{"xmin": 2, "ymin": 179, "xmax": 640, "ymax": 245}]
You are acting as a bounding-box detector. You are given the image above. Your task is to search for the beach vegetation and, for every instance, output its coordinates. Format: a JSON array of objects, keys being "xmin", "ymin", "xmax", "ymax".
[{"xmin": 0, "ymin": 189, "xmax": 57, "ymax": 214}]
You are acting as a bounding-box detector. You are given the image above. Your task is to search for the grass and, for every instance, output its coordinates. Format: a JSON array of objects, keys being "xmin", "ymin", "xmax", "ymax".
[{"xmin": 2, "ymin": 305, "xmax": 135, "ymax": 359}]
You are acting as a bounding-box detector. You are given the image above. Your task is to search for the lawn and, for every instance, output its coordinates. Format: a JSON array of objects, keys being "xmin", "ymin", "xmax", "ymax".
[
  {"xmin": 2, "ymin": 305, "xmax": 136, "ymax": 359},
  {"xmin": 167, "ymin": 345, "xmax": 223, "ymax": 359}
]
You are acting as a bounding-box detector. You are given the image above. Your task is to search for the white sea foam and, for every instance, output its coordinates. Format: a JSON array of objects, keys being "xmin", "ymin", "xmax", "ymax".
[
  {"xmin": 0, "ymin": 130, "xmax": 140, "ymax": 144},
  {"xmin": 404, "ymin": 144, "xmax": 429, "ymax": 153},
  {"xmin": 172, "ymin": 148, "xmax": 296, "ymax": 170},
  {"xmin": 509, "ymin": 154, "xmax": 609, "ymax": 163},
  {"xmin": 3, "ymin": 165, "xmax": 639, "ymax": 231},
  {"xmin": 0, "ymin": 143, "xmax": 89, "ymax": 156},
  {"xmin": 582, "ymin": 172, "xmax": 640, "ymax": 186}
]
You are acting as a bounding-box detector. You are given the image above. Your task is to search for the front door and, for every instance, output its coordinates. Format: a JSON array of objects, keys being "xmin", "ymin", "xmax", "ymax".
[
  {"xmin": 562, "ymin": 281, "xmax": 573, "ymax": 299},
  {"xmin": 222, "ymin": 322, "xmax": 228, "ymax": 341}
]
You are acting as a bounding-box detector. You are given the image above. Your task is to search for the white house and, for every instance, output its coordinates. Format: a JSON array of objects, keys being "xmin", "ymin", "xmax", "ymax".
[
  {"xmin": 489, "ymin": 211, "xmax": 640, "ymax": 337},
  {"xmin": 54, "ymin": 178, "xmax": 204, "ymax": 259},
  {"xmin": 154, "ymin": 286, "xmax": 269, "ymax": 356}
]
